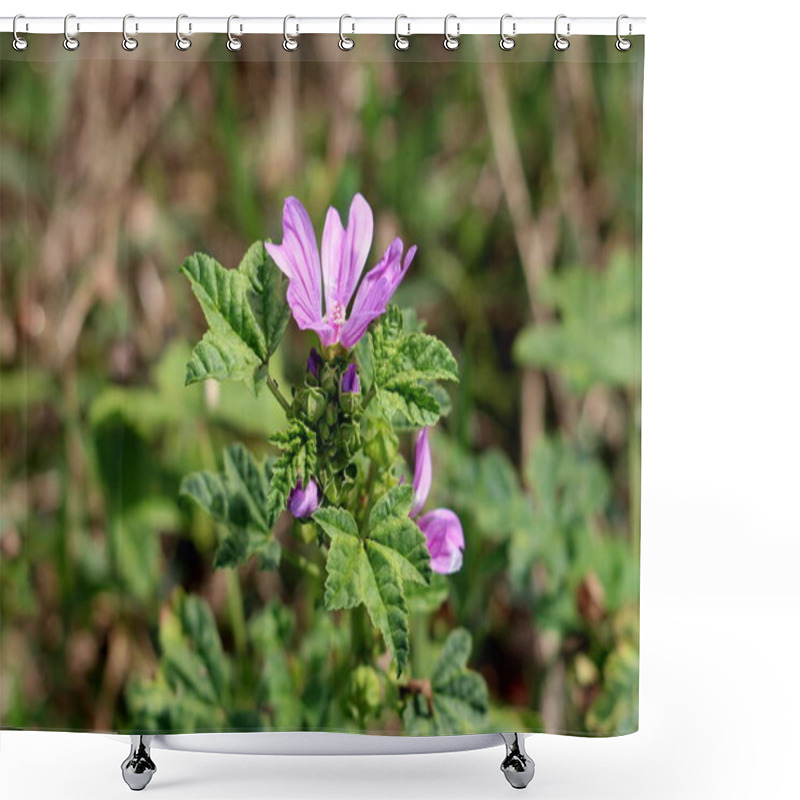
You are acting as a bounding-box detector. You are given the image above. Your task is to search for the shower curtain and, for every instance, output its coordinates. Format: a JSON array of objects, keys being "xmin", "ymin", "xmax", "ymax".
[{"xmin": 0, "ymin": 29, "xmax": 643, "ymax": 740}]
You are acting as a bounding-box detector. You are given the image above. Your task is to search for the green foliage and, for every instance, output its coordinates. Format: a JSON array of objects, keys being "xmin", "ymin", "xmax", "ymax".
[
  {"xmin": 127, "ymin": 590, "xmax": 235, "ymax": 731},
  {"xmin": 402, "ymin": 629, "xmax": 488, "ymax": 735},
  {"xmin": 181, "ymin": 444, "xmax": 281, "ymax": 570},
  {"xmin": 2, "ymin": 51, "xmax": 642, "ymax": 736},
  {"xmin": 316, "ymin": 484, "xmax": 432, "ymax": 676},
  {"xmin": 513, "ymin": 253, "xmax": 641, "ymax": 392},
  {"xmin": 585, "ymin": 641, "xmax": 639, "ymax": 735},
  {"xmin": 267, "ymin": 419, "xmax": 317, "ymax": 521},
  {"xmin": 238, "ymin": 241, "xmax": 291, "ymax": 358},
  {"xmin": 360, "ymin": 305, "xmax": 459, "ymax": 428},
  {"xmin": 181, "ymin": 244, "xmax": 289, "ymax": 391}
]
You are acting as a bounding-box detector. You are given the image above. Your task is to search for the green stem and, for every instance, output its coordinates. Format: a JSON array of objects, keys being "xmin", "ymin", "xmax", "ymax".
[
  {"xmin": 411, "ymin": 612, "xmax": 430, "ymax": 678},
  {"xmin": 362, "ymin": 384, "xmax": 376, "ymax": 410},
  {"xmin": 264, "ymin": 369, "xmax": 292, "ymax": 415}
]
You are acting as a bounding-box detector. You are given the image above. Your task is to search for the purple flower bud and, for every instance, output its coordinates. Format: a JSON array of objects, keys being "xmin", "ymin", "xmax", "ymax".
[
  {"xmin": 287, "ymin": 478, "xmax": 320, "ymax": 519},
  {"xmin": 341, "ymin": 363, "xmax": 361, "ymax": 394},
  {"xmin": 417, "ymin": 509, "xmax": 465, "ymax": 574},
  {"xmin": 307, "ymin": 348, "xmax": 323, "ymax": 381}
]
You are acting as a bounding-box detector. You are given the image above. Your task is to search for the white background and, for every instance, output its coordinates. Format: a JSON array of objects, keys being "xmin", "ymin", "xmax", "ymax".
[{"xmin": 2, "ymin": 1, "xmax": 799, "ymax": 798}]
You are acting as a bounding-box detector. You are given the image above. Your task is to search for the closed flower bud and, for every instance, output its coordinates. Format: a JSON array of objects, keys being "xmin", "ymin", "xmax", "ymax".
[
  {"xmin": 341, "ymin": 363, "xmax": 361, "ymax": 394},
  {"xmin": 295, "ymin": 386, "xmax": 327, "ymax": 424},
  {"xmin": 306, "ymin": 347, "xmax": 323, "ymax": 382},
  {"xmin": 287, "ymin": 478, "xmax": 320, "ymax": 519}
]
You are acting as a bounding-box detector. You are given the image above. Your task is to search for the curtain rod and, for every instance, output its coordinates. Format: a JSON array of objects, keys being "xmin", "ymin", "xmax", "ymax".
[{"xmin": 1, "ymin": 16, "xmax": 646, "ymax": 37}]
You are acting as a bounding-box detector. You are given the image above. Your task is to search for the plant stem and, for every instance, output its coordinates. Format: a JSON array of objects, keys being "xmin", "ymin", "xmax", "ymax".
[
  {"xmin": 362, "ymin": 384, "xmax": 376, "ymax": 410},
  {"xmin": 411, "ymin": 612, "xmax": 430, "ymax": 678},
  {"xmin": 264, "ymin": 368, "xmax": 292, "ymax": 415}
]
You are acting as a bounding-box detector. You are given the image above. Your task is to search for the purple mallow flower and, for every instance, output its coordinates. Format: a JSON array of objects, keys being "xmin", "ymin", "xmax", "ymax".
[
  {"xmin": 307, "ymin": 347, "xmax": 322, "ymax": 381},
  {"xmin": 341, "ymin": 363, "xmax": 360, "ymax": 394},
  {"xmin": 410, "ymin": 427, "xmax": 464, "ymax": 575},
  {"xmin": 288, "ymin": 478, "xmax": 320, "ymax": 519},
  {"xmin": 266, "ymin": 194, "xmax": 416, "ymax": 349}
]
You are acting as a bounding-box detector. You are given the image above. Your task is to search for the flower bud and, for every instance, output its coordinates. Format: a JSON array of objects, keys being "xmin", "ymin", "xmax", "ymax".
[
  {"xmin": 295, "ymin": 386, "xmax": 327, "ymax": 424},
  {"xmin": 287, "ymin": 478, "xmax": 320, "ymax": 519},
  {"xmin": 341, "ymin": 363, "xmax": 361, "ymax": 394},
  {"xmin": 306, "ymin": 348, "xmax": 323, "ymax": 382}
]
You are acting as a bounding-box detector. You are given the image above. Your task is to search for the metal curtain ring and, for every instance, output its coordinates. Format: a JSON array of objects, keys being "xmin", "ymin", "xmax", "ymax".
[
  {"xmin": 443, "ymin": 14, "xmax": 460, "ymax": 51},
  {"xmin": 12, "ymin": 14, "xmax": 29, "ymax": 51},
  {"xmin": 616, "ymin": 14, "xmax": 632, "ymax": 51},
  {"xmin": 176, "ymin": 14, "xmax": 192, "ymax": 50},
  {"xmin": 499, "ymin": 14, "xmax": 516, "ymax": 50},
  {"xmin": 554, "ymin": 14, "xmax": 570, "ymax": 51},
  {"xmin": 227, "ymin": 15, "xmax": 242, "ymax": 51},
  {"xmin": 339, "ymin": 14, "xmax": 354, "ymax": 50},
  {"xmin": 394, "ymin": 15, "xmax": 410, "ymax": 50},
  {"xmin": 63, "ymin": 13, "xmax": 80, "ymax": 51},
  {"xmin": 283, "ymin": 15, "xmax": 299, "ymax": 51},
  {"xmin": 122, "ymin": 14, "xmax": 138, "ymax": 51}
]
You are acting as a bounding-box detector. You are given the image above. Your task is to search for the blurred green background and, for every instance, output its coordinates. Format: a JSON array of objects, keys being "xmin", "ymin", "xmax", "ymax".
[{"xmin": 0, "ymin": 35, "xmax": 642, "ymax": 735}]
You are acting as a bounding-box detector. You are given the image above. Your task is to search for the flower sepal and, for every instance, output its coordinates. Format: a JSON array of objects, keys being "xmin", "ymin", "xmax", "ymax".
[{"xmin": 294, "ymin": 385, "xmax": 327, "ymax": 424}]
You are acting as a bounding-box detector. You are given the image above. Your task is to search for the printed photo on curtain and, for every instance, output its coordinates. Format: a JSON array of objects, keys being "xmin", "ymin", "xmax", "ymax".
[{"xmin": 0, "ymin": 20, "xmax": 643, "ymax": 789}]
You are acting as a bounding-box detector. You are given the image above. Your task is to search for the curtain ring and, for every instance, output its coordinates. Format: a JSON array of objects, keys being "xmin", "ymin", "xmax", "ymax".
[
  {"xmin": 616, "ymin": 14, "xmax": 632, "ymax": 51},
  {"xmin": 339, "ymin": 14, "xmax": 355, "ymax": 51},
  {"xmin": 175, "ymin": 14, "xmax": 191, "ymax": 51},
  {"xmin": 12, "ymin": 14, "xmax": 29, "ymax": 51},
  {"xmin": 554, "ymin": 14, "xmax": 570, "ymax": 51},
  {"xmin": 227, "ymin": 15, "xmax": 242, "ymax": 51},
  {"xmin": 443, "ymin": 14, "xmax": 460, "ymax": 51},
  {"xmin": 122, "ymin": 14, "xmax": 138, "ymax": 51},
  {"xmin": 394, "ymin": 15, "xmax": 410, "ymax": 51},
  {"xmin": 499, "ymin": 14, "xmax": 516, "ymax": 51},
  {"xmin": 283, "ymin": 15, "xmax": 299, "ymax": 51},
  {"xmin": 63, "ymin": 13, "xmax": 80, "ymax": 51}
]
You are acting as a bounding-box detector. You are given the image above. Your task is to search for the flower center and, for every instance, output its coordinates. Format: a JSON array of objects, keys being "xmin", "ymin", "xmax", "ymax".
[{"xmin": 327, "ymin": 301, "xmax": 347, "ymax": 330}]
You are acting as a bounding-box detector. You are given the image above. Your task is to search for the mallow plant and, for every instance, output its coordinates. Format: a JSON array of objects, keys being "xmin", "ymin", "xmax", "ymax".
[{"xmin": 170, "ymin": 194, "xmax": 488, "ymax": 732}]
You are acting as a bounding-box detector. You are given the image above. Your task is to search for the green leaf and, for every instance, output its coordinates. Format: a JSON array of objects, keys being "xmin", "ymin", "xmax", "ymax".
[
  {"xmin": 160, "ymin": 591, "xmax": 230, "ymax": 708},
  {"xmin": 238, "ymin": 241, "xmax": 291, "ymax": 358},
  {"xmin": 367, "ymin": 484, "xmax": 414, "ymax": 530},
  {"xmin": 402, "ymin": 628, "xmax": 489, "ymax": 735},
  {"xmin": 185, "ymin": 330, "xmax": 262, "ymax": 389},
  {"xmin": 321, "ymin": 521, "xmax": 367, "ymax": 611},
  {"xmin": 362, "ymin": 305, "xmax": 458, "ymax": 428},
  {"xmin": 513, "ymin": 252, "xmax": 641, "ymax": 391},
  {"xmin": 248, "ymin": 604, "xmax": 304, "ymax": 730},
  {"xmin": 377, "ymin": 383, "xmax": 440, "ymax": 427},
  {"xmin": 369, "ymin": 517, "xmax": 431, "ymax": 587},
  {"xmin": 267, "ymin": 419, "xmax": 317, "ymax": 527},
  {"xmin": 181, "ymin": 252, "xmax": 266, "ymax": 389},
  {"xmin": 180, "ymin": 443, "xmax": 282, "ymax": 570},
  {"xmin": 316, "ymin": 493, "xmax": 432, "ymax": 676},
  {"xmin": 383, "ymin": 333, "xmax": 458, "ymax": 387}
]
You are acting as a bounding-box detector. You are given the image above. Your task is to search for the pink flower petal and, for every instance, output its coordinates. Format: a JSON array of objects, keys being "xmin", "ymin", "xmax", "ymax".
[
  {"xmin": 417, "ymin": 508, "xmax": 464, "ymax": 575},
  {"xmin": 411, "ymin": 427, "xmax": 432, "ymax": 517},
  {"xmin": 321, "ymin": 194, "xmax": 374, "ymax": 339},
  {"xmin": 265, "ymin": 197, "xmax": 327, "ymax": 338},
  {"xmin": 340, "ymin": 240, "xmax": 416, "ymax": 349}
]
